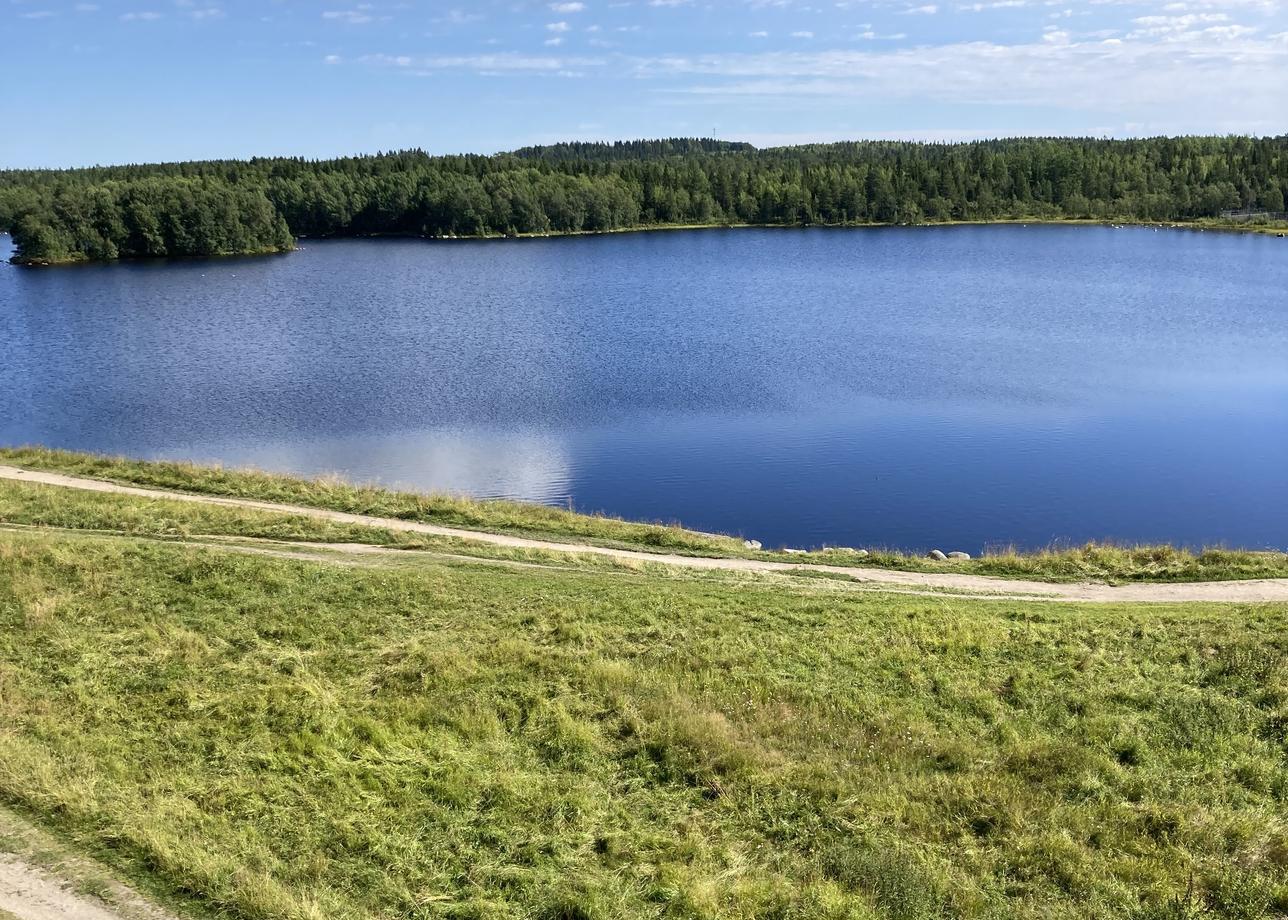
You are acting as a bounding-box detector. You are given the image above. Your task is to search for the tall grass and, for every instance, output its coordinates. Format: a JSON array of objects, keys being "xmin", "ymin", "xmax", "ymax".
[{"xmin": 1, "ymin": 524, "xmax": 1286, "ymax": 918}]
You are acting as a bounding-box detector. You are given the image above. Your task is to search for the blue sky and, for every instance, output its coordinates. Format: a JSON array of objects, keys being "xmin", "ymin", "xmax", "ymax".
[{"xmin": 4, "ymin": 0, "xmax": 1286, "ymax": 168}]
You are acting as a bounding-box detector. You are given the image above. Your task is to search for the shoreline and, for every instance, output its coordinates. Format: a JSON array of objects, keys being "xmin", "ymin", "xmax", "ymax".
[
  {"xmin": 289, "ymin": 216, "xmax": 1288, "ymax": 244},
  {"xmin": 11, "ymin": 216, "xmax": 1286, "ymax": 267},
  {"xmin": 3, "ymin": 447, "xmax": 1286, "ymax": 585},
  {"xmin": 2, "ymin": 461, "xmax": 1287, "ymax": 601}
]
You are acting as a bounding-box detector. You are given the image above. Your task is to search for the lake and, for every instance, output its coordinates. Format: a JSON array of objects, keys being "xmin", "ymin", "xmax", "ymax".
[{"xmin": 2, "ymin": 226, "xmax": 1285, "ymax": 553}]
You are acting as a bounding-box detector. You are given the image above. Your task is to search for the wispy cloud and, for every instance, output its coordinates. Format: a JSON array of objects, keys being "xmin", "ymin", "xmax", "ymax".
[
  {"xmin": 9, "ymin": 0, "xmax": 1288, "ymax": 168},
  {"xmin": 433, "ymin": 9, "xmax": 482, "ymax": 25},
  {"xmin": 634, "ymin": 31, "xmax": 1286, "ymax": 134},
  {"xmin": 959, "ymin": 0, "xmax": 1028, "ymax": 11},
  {"xmin": 359, "ymin": 52, "xmax": 608, "ymax": 75},
  {"xmin": 1127, "ymin": 11, "xmax": 1259, "ymax": 38},
  {"xmin": 322, "ymin": 7, "xmax": 381, "ymax": 25}
]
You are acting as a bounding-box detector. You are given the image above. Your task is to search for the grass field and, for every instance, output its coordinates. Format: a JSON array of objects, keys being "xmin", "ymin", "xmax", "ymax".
[
  {"xmin": 0, "ymin": 467, "xmax": 1286, "ymax": 919},
  {"xmin": 3, "ymin": 447, "xmax": 1286, "ymax": 584}
]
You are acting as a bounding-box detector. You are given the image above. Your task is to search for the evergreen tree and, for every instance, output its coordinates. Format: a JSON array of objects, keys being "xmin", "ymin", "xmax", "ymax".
[{"xmin": 4, "ymin": 135, "xmax": 1285, "ymax": 264}]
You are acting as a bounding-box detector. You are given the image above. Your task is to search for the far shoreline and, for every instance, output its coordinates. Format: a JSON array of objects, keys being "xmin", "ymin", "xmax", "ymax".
[{"xmin": 11, "ymin": 216, "xmax": 1287, "ymax": 268}]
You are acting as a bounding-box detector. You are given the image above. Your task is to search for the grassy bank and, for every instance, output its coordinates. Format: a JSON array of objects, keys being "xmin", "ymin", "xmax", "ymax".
[
  {"xmin": 0, "ymin": 447, "xmax": 746, "ymax": 555},
  {"xmin": 3, "ymin": 447, "xmax": 1287, "ymax": 584},
  {"xmin": 2, "ymin": 506, "xmax": 1287, "ymax": 919},
  {"xmin": 0, "ymin": 479, "xmax": 689, "ymax": 578}
]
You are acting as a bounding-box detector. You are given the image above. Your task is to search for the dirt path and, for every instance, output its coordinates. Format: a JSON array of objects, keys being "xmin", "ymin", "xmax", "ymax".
[
  {"xmin": 0, "ymin": 522, "xmax": 1101, "ymax": 603},
  {"xmin": 0, "ymin": 811, "xmax": 178, "ymax": 920},
  {"xmin": 2, "ymin": 464, "xmax": 1287, "ymax": 604},
  {"xmin": 0, "ymin": 858, "xmax": 149, "ymax": 920}
]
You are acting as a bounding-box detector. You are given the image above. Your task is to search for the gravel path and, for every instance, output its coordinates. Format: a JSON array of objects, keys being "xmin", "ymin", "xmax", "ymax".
[
  {"xmin": 0, "ymin": 856, "xmax": 159, "ymax": 920},
  {"xmin": 3, "ymin": 465, "xmax": 1286, "ymax": 603},
  {"xmin": 0, "ymin": 810, "xmax": 178, "ymax": 920}
]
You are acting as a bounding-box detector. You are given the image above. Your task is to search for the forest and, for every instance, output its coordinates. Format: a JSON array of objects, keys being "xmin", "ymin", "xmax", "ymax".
[{"xmin": 2, "ymin": 135, "xmax": 1285, "ymax": 264}]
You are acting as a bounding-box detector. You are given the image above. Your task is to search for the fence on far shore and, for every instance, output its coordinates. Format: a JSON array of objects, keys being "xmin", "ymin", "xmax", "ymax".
[{"xmin": 1218, "ymin": 208, "xmax": 1288, "ymax": 221}]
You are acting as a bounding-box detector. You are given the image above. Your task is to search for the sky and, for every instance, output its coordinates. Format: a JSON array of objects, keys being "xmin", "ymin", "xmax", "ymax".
[{"xmin": 3, "ymin": 0, "xmax": 1286, "ymax": 168}]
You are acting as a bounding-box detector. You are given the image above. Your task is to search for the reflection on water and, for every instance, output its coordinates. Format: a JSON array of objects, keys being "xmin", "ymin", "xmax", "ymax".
[
  {"xmin": 175, "ymin": 428, "xmax": 576, "ymax": 505},
  {"xmin": 2, "ymin": 226, "xmax": 1286, "ymax": 551}
]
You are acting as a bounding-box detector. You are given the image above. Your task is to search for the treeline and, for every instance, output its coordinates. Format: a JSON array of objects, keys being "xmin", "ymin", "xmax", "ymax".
[
  {"xmin": 4, "ymin": 178, "xmax": 293, "ymax": 263},
  {"xmin": 3, "ymin": 135, "xmax": 1286, "ymax": 264},
  {"xmin": 509, "ymin": 138, "xmax": 755, "ymax": 161}
]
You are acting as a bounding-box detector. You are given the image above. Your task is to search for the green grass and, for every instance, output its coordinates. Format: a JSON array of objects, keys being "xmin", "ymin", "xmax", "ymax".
[
  {"xmin": 1, "ymin": 507, "xmax": 1287, "ymax": 919},
  {"xmin": 0, "ymin": 479, "xmax": 723, "ymax": 580},
  {"xmin": 0, "ymin": 476, "xmax": 764, "ymax": 574},
  {"xmin": 0, "ymin": 478, "xmax": 421, "ymax": 547},
  {"xmin": 806, "ymin": 543, "xmax": 1288, "ymax": 584},
  {"xmin": 3, "ymin": 446, "xmax": 1287, "ymax": 584},
  {"xmin": 0, "ymin": 446, "xmax": 746, "ymax": 555},
  {"xmin": 15, "ymin": 476, "xmax": 1277, "ymax": 602}
]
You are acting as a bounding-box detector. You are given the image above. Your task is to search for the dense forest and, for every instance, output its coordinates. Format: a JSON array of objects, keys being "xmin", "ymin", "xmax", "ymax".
[{"xmin": 2, "ymin": 135, "xmax": 1285, "ymax": 264}]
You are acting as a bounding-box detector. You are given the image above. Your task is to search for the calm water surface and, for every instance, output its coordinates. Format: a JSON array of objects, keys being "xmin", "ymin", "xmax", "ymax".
[{"xmin": 2, "ymin": 226, "xmax": 1285, "ymax": 552}]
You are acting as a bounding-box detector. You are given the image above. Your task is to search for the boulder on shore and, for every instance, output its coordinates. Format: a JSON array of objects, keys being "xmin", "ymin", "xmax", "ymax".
[
  {"xmin": 927, "ymin": 549, "xmax": 948, "ymax": 561},
  {"xmin": 947, "ymin": 551, "xmax": 972, "ymax": 560}
]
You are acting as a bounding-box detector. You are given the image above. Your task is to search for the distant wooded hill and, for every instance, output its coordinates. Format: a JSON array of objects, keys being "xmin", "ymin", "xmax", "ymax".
[{"xmin": 2, "ymin": 136, "xmax": 1285, "ymax": 264}]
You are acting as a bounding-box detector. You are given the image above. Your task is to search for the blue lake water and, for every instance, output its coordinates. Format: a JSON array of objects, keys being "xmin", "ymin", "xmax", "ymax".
[{"xmin": 2, "ymin": 226, "xmax": 1285, "ymax": 552}]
